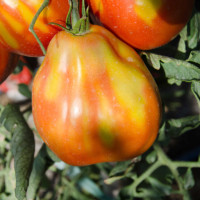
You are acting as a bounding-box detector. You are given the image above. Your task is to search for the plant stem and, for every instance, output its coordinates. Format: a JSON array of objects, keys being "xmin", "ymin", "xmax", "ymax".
[
  {"xmin": 173, "ymin": 161, "xmax": 200, "ymax": 168},
  {"xmin": 29, "ymin": 0, "xmax": 49, "ymax": 55},
  {"xmin": 6, "ymin": 151, "xmax": 12, "ymax": 169},
  {"xmin": 132, "ymin": 160, "xmax": 161, "ymax": 197},
  {"xmin": 70, "ymin": 0, "xmax": 80, "ymax": 29},
  {"xmin": 154, "ymin": 143, "xmax": 191, "ymax": 199}
]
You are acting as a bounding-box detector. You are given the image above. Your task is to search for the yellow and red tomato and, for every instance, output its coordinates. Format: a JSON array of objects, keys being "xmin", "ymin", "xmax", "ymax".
[
  {"xmin": 0, "ymin": 0, "xmax": 69, "ymax": 57},
  {"xmin": 32, "ymin": 25, "xmax": 161, "ymax": 166},
  {"xmin": 86, "ymin": 0, "xmax": 195, "ymax": 50},
  {"xmin": 0, "ymin": 44, "xmax": 19, "ymax": 84}
]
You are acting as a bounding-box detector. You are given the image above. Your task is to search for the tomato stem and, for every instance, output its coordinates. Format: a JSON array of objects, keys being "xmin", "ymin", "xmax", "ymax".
[
  {"xmin": 68, "ymin": 0, "xmax": 90, "ymax": 35},
  {"xmin": 29, "ymin": 0, "xmax": 49, "ymax": 56},
  {"xmin": 49, "ymin": 0, "xmax": 89, "ymax": 35},
  {"xmin": 71, "ymin": 0, "xmax": 80, "ymax": 29}
]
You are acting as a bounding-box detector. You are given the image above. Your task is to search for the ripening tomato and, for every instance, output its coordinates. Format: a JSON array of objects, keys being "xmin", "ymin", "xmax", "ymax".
[
  {"xmin": 86, "ymin": 0, "xmax": 195, "ymax": 50},
  {"xmin": 32, "ymin": 25, "xmax": 161, "ymax": 166},
  {"xmin": 0, "ymin": 0, "xmax": 69, "ymax": 57},
  {"xmin": 0, "ymin": 45, "xmax": 19, "ymax": 83}
]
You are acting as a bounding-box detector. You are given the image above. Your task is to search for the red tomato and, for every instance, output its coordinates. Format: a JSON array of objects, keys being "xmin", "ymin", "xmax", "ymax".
[
  {"xmin": 32, "ymin": 25, "xmax": 161, "ymax": 166},
  {"xmin": 0, "ymin": 0, "xmax": 69, "ymax": 57},
  {"xmin": 86, "ymin": 0, "xmax": 194, "ymax": 50},
  {"xmin": 0, "ymin": 65, "xmax": 32, "ymax": 92},
  {"xmin": 0, "ymin": 44, "xmax": 19, "ymax": 83}
]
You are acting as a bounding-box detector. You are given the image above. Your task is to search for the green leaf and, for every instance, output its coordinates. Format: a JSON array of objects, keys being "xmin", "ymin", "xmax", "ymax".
[
  {"xmin": 78, "ymin": 178, "xmax": 106, "ymax": 200},
  {"xmin": 184, "ymin": 168, "xmax": 195, "ymax": 190},
  {"xmin": 18, "ymin": 84, "xmax": 31, "ymax": 99},
  {"xmin": 13, "ymin": 60, "xmax": 24, "ymax": 74},
  {"xmin": 161, "ymin": 60, "xmax": 200, "ymax": 84},
  {"xmin": 187, "ymin": 51, "xmax": 200, "ymax": 64},
  {"xmin": 27, "ymin": 144, "xmax": 54, "ymax": 200},
  {"xmin": 191, "ymin": 81, "xmax": 200, "ymax": 107},
  {"xmin": 178, "ymin": 26, "xmax": 187, "ymax": 53},
  {"xmin": 0, "ymin": 194, "xmax": 17, "ymax": 200},
  {"xmin": 45, "ymin": 145, "xmax": 61, "ymax": 162},
  {"xmin": 167, "ymin": 115, "xmax": 200, "ymax": 138},
  {"xmin": 5, "ymin": 168, "xmax": 16, "ymax": 196},
  {"xmin": 0, "ymin": 105, "xmax": 35, "ymax": 200},
  {"xmin": 109, "ymin": 160, "xmax": 132, "ymax": 176},
  {"xmin": 142, "ymin": 52, "xmax": 200, "ymax": 84},
  {"xmin": 188, "ymin": 11, "xmax": 200, "ymax": 49},
  {"xmin": 144, "ymin": 53, "xmax": 161, "ymax": 70},
  {"xmin": 158, "ymin": 122, "xmax": 166, "ymax": 143}
]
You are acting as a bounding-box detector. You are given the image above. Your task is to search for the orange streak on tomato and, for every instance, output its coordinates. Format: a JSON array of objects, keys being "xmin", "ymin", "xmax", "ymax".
[
  {"xmin": 0, "ymin": 21, "xmax": 19, "ymax": 49},
  {"xmin": 0, "ymin": 0, "xmax": 69, "ymax": 56},
  {"xmin": 1, "ymin": 9, "xmax": 24, "ymax": 34},
  {"xmin": 18, "ymin": 2, "xmax": 48, "ymax": 33}
]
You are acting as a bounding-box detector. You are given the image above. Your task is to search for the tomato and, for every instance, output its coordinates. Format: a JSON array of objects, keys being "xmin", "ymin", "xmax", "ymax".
[
  {"xmin": 0, "ymin": 63, "xmax": 32, "ymax": 101},
  {"xmin": 0, "ymin": 0, "xmax": 69, "ymax": 57},
  {"xmin": 0, "ymin": 44, "xmax": 19, "ymax": 84},
  {"xmin": 0, "ymin": 65, "xmax": 32, "ymax": 93},
  {"xmin": 86, "ymin": 0, "xmax": 195, "ymax": 50},
  {"xmin": 32, "ymin": 24, "xmax": 161, "ymax": 166}
]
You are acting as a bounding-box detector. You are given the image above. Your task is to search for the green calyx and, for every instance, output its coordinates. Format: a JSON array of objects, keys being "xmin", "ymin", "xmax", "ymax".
[
  {"xmin": 50, "ymin": 0, "xmax": 90, "ymax": 35},
  {"xmin": 29, "ymin": 0, "xmax": 89, "ymax": 56}
]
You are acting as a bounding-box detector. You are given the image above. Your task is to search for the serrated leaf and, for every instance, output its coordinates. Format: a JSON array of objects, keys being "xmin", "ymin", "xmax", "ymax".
[
  {"xmin": 187, "ymin": 51, "xmax": 200, "ymax": 64},
  {"xmin": 178, "ymin": 26, "xmax": 187, "ymax": 53},
  {"xmin": 0, "ymin": 105, "xmax": 35, "ymax": 200},
  {"xmin": 167, "ymin": 115, "xmax": 200, "ymax": 138},
  {"xmin": 184, "ymin": 168, "xmax": 195, "ymax": 190},
  {"xmin": 144, "ymin": 53, "xmax": 161, "ymax": 70},
  {"xmin": 143, "ymin": 52, "xmax": 200, "ymax": 85},
  {"xmin": 188, "ymin": 11, "xmax": 200, "ymax": 49},
  {"xmin": 161, "ymin": 60, "xmax": 200, "ymax": 84},
  {"xmin": 27, "ymin": 144, "xmax": 54, "ymax": 200},
  {"xmin": 142, "ymin": 53, "xmax": 200, "ymax": 84},
  {"xmin": 18, "ymin": 84, "xmax": 31, "ymax": 99}
]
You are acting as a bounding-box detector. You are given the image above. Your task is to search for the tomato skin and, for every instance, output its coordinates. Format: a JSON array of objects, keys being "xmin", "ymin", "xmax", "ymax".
[
  {"xmin": 32, "ymin": 25, "xmax": 161, "ymax": 166},
  {"xmin": 86, "ymin": 0, "xmax": 194, "ymax": 50},
  {"xmin": 0, "ymin": 45, "xmax": 19, "ymax": 84},
  {"xmin": 0, "ymin": 0, "xmax": 69, "ymax": 57}
]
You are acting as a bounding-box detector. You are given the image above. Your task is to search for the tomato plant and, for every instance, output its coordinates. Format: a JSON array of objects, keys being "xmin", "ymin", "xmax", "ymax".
[
  {"xmin": 0, "ymin": 44, "xmax": 19, "ymax": 83},
  {"xmin": 86, "ymin": 0, "xmax": 195, "ymax": 50},
  {"xmin": 32, "ymin": 9, "xmax": 161, "ymax": 165},
  {"xmin": 0, "ymin": 1, "xmax": 200, "ymax": 200},
  {"xmin": 0, "ymin": 0, "xmax": 69, "ymax": 57}
]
